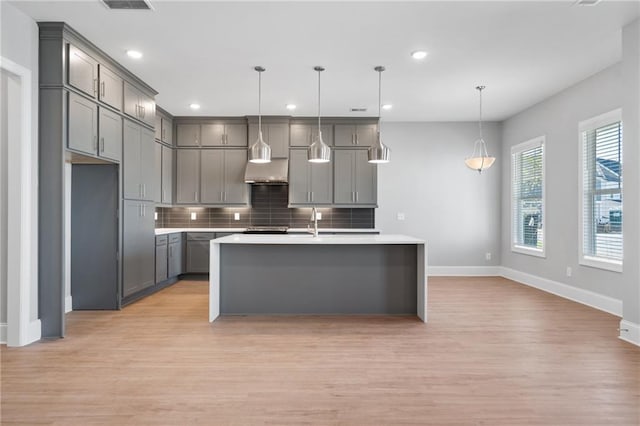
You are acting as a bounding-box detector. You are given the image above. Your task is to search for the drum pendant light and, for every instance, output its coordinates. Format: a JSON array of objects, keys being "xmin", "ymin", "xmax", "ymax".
[
  {"xmin": 307, "ymin": 66, "xmax": 331, "ymax": 163},
  {"xmin": 368, "ymin": 66, "xmax": 391, "ymax": 163},
  {"xmin": 464, "ymin": 85, "xmax": 495, "ymax": 173},
  {"xmin": 248, "ymin": 66, "xmax": 271, "ymax": 163}
]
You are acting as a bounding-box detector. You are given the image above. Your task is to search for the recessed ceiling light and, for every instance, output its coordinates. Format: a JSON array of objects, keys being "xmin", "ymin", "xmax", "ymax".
[
  {"xmin": 285, "ymin": 104, "xmax": 297, "ymax": 111},
  {"xmin": 411, "ymin": 50, "xmax": 428, "ymax": 60},
  {"xmin": 126, "ymin": 50, "xmax": 143, "ymax": 59},
  {"xmin": 189, "ymin": 103, "xmax": 201, "ymax": 110},
  {"xmin": 382, "ymin": 104, "xmax": 393, "ymax": 110}
]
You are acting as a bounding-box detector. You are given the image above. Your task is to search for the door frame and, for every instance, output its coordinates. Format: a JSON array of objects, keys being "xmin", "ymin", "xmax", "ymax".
[{"xmin": 1, "ymin": 56, "xmax": 40, "ymax": 346}]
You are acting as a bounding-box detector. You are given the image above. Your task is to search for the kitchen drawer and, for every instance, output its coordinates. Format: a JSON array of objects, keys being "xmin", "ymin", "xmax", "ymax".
[
  {"xmin": 156, "ymin": 235, "xmax": 168, "ymax": 246},
  {"xmin": 187, "ymin": 232, "xmax": 215, "ymax": 241},
  {"xmin": 169, "ymin": 233, "xmax": 183, "ymax": 244}
]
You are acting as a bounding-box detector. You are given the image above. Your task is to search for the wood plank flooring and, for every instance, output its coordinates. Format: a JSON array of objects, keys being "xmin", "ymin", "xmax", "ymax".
[{"xmin": 1, "ymin": 276, "xmax": 639, "ymax": 425}]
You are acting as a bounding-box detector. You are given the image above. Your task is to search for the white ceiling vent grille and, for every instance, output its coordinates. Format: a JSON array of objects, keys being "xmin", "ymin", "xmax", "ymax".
[
  {"xmin": 350, "ymin": 107, "xmax": 367, "ymax": 112},
  {"xmin": 101, "ymin": 0, "xmax": 152, "ymax": 10},
  {"xmin": 575, "ymin": 0, "xmax": 602, "ymax": 6}
]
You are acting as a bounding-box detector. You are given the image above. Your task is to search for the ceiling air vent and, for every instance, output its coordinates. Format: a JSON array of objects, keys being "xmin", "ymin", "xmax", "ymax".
[
  {"xmin": 350, "ymin": 107, "xmax": 367, "ymax": 112},
  {"xmin": 575, "ymin": 0, "xmax": 602, "ymax": 5},
  {"xmin": 101, "ymin": 0, "xmax": 152, "ymax": 10}
]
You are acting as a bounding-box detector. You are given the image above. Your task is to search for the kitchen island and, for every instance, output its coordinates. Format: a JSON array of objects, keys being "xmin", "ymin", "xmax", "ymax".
[{"xmin": 209, "ymin": 234, "xmax": 427, "ymax": 322}]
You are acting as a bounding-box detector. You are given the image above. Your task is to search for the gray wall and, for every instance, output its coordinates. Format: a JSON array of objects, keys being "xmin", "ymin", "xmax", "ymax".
[
  {"xmin": 0, "ymin": 1, "xmax": 40, "ymax": 323},
  {"xmin": 501, "ymin": 49, "xmax": 637, "ymax": 311},
  {"xmin": 377, "ymin": 122, "xmax": 502, "ymax": 267}
]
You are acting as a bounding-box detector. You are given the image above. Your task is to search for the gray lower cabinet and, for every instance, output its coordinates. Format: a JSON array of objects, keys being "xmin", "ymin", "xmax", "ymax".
[
  {"xmin": 161, "ymin": 145, "xmax": 173, "ymax": 204},
  {"xmin": 98, "ymin": 107, "xmax": 122, "ymax": 162},
  {"xmin": 248, "ymin": 122, "xmax": 289, "ymax": 158},
  {"xmin": 68, "ymin": 91, "xmax": 98, "ymax": 155},
  {"xmin": 333, "ymin": 149, "xmax": 377, "ymax": 206},
  {"xmin": 176, "ymin": 149, "xmax": 200, "ymax": 203},
  {"xmin": 155, "ymin": 235, "xmax": 168, "ymax": 284},
  {"xmin": 68, "ymin": 44, "xmax": 98, "ymax": 98},
  {"xmin": 168, "ymin": 233, "xmax": 183, "ymax": 277},
  {"xmin": 123, "ymin": 120, "xmax": 155, "ymax": 200},
  {"xmin": 123, "ymin": 200, "xmax": 155, "ymax": 298},
  {"xmin": 289, "ymin": 124, "xmax": 333, "ymax": 147},
  {"xmin": 288, "ymin": 148, "xmax": 333, "ymax": 205},
  {"xmin": 186, "ymin": 233, "xmax": 215, "ymax": 273},
  {"xmin": 334, "ymin": 124, "xmax": 378, "ymax": 147}
]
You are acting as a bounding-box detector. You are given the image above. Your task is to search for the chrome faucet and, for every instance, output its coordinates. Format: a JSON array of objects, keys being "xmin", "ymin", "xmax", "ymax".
[{"xmin": 308, "ymin": 206, "xmax": 319, "ymax": 237}]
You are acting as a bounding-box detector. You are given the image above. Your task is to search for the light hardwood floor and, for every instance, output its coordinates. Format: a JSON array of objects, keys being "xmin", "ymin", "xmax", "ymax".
[{"xmin": 1, "ymin": 277, "xmax": 639, "ymax": 425}]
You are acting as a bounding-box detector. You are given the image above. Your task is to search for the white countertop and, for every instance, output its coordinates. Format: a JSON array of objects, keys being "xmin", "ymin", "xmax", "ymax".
[
  {"xmin": 212, "ymin": 234, "xmax": 424, "ymax": 245},
  {"xmin": 154, "ymin": 228, "xmax": 380, "ymax": 236}
]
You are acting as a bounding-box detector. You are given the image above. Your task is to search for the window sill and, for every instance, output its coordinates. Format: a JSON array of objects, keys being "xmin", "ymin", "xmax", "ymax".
[
  {"xmin": 580, "ymin": 256, "xmax": 623, "ymax": 273},
  {"xmin": 512, "ymin": 245, "xmax": 545, "ymax": 258}
]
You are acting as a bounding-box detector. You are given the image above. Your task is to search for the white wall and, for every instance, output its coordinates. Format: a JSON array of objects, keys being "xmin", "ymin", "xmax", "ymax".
[
  {"xmin": 1, "ymin": 70, "xmax": 9, "ymax": 333},
  {"xmin": 377, "ymin": 122, "xmax": 502, "ymax": 269}
]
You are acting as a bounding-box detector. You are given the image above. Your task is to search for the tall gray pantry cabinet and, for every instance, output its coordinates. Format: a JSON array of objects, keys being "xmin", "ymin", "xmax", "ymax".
[{"xmin": 38, "ymin": 23, "xmax": 158, "ymax": 338}]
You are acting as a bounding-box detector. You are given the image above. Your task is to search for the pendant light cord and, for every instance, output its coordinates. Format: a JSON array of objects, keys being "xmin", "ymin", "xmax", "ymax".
[
  {"xmin": 258, "ymin": 70, "xmax": 262, "ymax": 132},
  {"xmin": 378, "ymin": 68, "xmax": 382, "ymax": 133},
  {"xmin": 477, "ymin": 86, "xmax": 484, "ymax": 140},
  {"xmin": 317, "ymin": 69, "xmax": 321, "ymax": 130}
]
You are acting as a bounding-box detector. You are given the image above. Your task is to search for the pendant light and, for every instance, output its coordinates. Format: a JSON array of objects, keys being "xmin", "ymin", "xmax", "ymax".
[
  {"xmin": 248, "ymin": 66, "xmax": 271, "ymax": 163},
  {"xmin": 464, "ymin": 85, "xmax": 495, "ymax": 173},
  {"xmin": 368, "ymin": 66, "xmax": 391, "ymax": 164},
  {"xmin": 307, "ymin": 66, "xmax": 331, "ymax": 163}
]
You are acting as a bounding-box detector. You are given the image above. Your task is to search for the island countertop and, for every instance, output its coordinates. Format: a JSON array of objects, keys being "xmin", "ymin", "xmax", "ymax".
[{"xmin": 212, "ymin": 234, "xmax": 424, "ymax": 245}]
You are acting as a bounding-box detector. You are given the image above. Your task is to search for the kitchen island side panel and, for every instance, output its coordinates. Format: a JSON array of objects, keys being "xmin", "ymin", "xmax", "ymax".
[{"xmin": 218, "ymin": 244, "xmax": 418, "ymax": 315}]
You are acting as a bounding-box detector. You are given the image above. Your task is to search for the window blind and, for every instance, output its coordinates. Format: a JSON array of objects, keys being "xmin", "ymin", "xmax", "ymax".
[
  {"xmin": 511, "ymin": 138, "xmax": 544, "ymax": 255},
  {"xmin": 581, "ymin": 120, "xmax": 623, "ymax": 263}
]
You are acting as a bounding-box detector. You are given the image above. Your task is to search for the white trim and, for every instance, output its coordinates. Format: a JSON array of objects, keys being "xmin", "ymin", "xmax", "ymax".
[
  {"xmin": 428, "ymin": 266, "xmax": 501, "ymax": 277},
  {"xmin": 510, "ymin": 135, "xmax": 546, "ymax": 258},
  {"xmin": 1, "ymin": 57, "xmax": 39, "ymax": 347},
  {"xmin": 578, "ymin": 108, "xmax": 623, "ymax": 133},
  {"xmin": 619, "ymin": 320, "xmax": 640, "ymax": 347},
  {"xmin": 0, "ymin": 323, "xmax": 6, "ymax": 343},
  {"xmin": 579, "ymin": 256, "xmax": 623, "ymax": 273},
  {"xmin": 500, "ymin": 267, "xmax": 622, "ymax": 316},
  {"xmin": 65, "ymin": 296, "xmax": 73, "ymax": 314}
]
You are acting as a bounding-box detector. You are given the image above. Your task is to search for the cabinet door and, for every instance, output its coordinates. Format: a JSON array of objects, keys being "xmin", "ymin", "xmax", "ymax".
[
  {"xmin": 140, "ymin": 128, "xmax": 156, "ymax": 201},
  {"xmin": 265, "ymin": 123, "xmax": 289, "ymax": 158},
  {"xmin": 139, "ymin": 201, "xmax": 156, "ymax": 291},
  {"xmin": 200, "ymin": 149, "xmax": 225, "ymax": 203},
  {"xmin": 98, "ymin": 107, "xmax": 122, "ymax": 162},
  {"xmin": 175, "ymin": 149, "xmax": 200, "ymax": 203},
  {"xmin": 290, "ymin": 124, "xmax": 312, "ymax": 147},
  {"xmin": 354, "ymin": 150, "xmax": 377, "ymax": 205},
  {"xmin": 186, "ymin": 240, "xmax": 210, "ymax": 273},
  {"xmin": 155, "ymin": 241, "xmax": 168, "ymax": 283},
  {"xmin": 168, "ymin": 241, "xmax": 183, "ymax": 277},
  {"xmin": 98, "ymin": 64, "xmax": 122, "ymax": 110},
  {"xmin": 122, "ymin": 200, "xmax": 141, "ymax": 297},
  {"xmin": 223, "ymin": 149, "xmax": 249, "ymax": 205},
  {"xmin": 162, "ymin": 117, "xmax": 173, "ymax": 145},
  {"xmin": 153, "ymin": 142, "xmax": 162, "ymax": 203},
  {"xmin": 224, "ymin": 124, "xmax": 247, "ymax": 147},
  {"xmin": 155, "ymin": 114, "xmax": 162, "ymax": 140},
  {"xmin": 334, "ymin": 125, "xmax": 356, "ymax": 146},
  {"xmin": 139, "ymin": 93, "xmax": 156, "ymax": 127},
  {"xmin": 68, "ymin": 44, "xmax": 98, "ymax": 98},
  {"xmin": 161, "ymin": 146, "xmax": 173, "ymax": 204},
  {"xmin": 176, "ymin": 124, "xmax": 201, "ymax": 147},
  {"xmin": 355, "ymin": 124, "xmax": 377, "ymax": 147},
  {"xmin": 288, "ymin": 149, "xmax": 310, "ymax": 204},
  {"xmin": 333, "ymin": 150, "xmax": 355, "ymax": 204},
  {"xmin": 68, "ymin": 92, "xmax": 98, "ymax": 155},
  {"xmin": 309, "ymin": 158, "xmax": 333, "ymax": 204},
  {"xmin": 123, "ymin": 82, "xmax": 140, "ymax": 121},
  {"xmin": 123, "ymin": 120, "xmax": 142, "ymax": 199},
  {"xmin": 201, "ymin": 124, "xmax": 225, "ymax": 146}
]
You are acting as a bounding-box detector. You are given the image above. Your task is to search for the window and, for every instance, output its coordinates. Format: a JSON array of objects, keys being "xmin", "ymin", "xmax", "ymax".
[
  {"xmin": 511, "ymin": 136, "xmax": 545, "ymax": 257},
  {"xmin": 579, "ymin": 109, "xmax": 623, "ymax": 272}
]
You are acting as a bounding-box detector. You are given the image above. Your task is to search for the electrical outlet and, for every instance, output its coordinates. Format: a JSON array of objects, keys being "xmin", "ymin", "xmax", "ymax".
[
  {"xmin": 485, "ymin": 252, "xmax": 491, "ymax": 261},
  {"xmin": 316, "ymin": 212, "xmax": 322, "ymax": 220},
  {"xmin": 234, "ymin": 212, "xmax": 240, "ymax": 221},
  {"xmin": 397, "ymin": 213, "xmax": 405, "ymax": 221},
  {"xmin": 190, "ymin": 212, "xmax": 197, "ymax": 220},
  {"xmin": 566, "ymin": 267, "xmax": 572, "ymax": 277}
]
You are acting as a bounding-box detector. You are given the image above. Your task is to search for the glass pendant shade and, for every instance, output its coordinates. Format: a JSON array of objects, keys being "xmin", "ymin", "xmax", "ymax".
[
  {"xmin": 248, "ymin": 131, "xmax": 271, "ymax": 163},
  {"xmin": 248, "ymin": 66, "xmax": 271, "ymax": 164},
  {"xmin": 308, "ymin": 131, "xmax": 331, "ymax": 163},
  {"xmin": 465, "ymin": 85, "xmax": 495, "ymax": 173},
  {"xmin": 368, "ymin": 132, "xmax": 390, "ymax": 163}
]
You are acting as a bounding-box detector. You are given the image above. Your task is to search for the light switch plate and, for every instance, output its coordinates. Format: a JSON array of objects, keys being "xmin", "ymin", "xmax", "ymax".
[{"xmin": 234, "ymin": 213, "xmax": 240, "ymax": 221}]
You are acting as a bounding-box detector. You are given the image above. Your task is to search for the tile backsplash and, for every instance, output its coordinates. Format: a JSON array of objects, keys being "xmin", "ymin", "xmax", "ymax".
[{"xmin": 155, "ymin": 185, "xmax": 375, "ymax": 229}]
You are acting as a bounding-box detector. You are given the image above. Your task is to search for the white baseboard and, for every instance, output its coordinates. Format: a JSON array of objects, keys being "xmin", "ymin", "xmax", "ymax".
[
  {"xmin": 27, "ymin": 319, "xmax": 41, "ymax": 345},
  {"xmin": 65, "ymin": 295, "xmax": 72, "ymax": 313},
  {"xmin": 0, "ymin": 323, "xmax": 6, "ymax": 344},
  {"xmin": 428, "ymin": 266, "xmax": 501, "ymax": 277},
  {"xmin": 619, "ymin": 320, "xmax": 640, "ymax": 347},
  {"xmin": 500, "ymin": 267, "xmax": 623, "ymax": 316}
]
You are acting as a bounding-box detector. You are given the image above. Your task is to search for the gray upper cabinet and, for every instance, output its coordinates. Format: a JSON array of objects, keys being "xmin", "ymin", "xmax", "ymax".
[
  {"xmin": 249, "ymin": 122, "xmax": 289, "ymax": 158},
  {"xmin": 223, "ymin": 150, "xmax": 250, "ymax": 205},
  {"xmin": 200, "ymin": 150, "xmax": 225, "ymax": 203},
  {"xmin": 288, "ymin": 149, "xmax": 333, "ymax": 206},
  {"xmin": 334, "ymin": 124, "xmax": 377, "ymax": 147},
  {"xmin": 155, "ymin": 111, "xmax": 173, "ymax": 145},
  {"xmin": 290, "ymin": 123, "xmax": 333, "ymax": 147},
  {"xmin": 161, "ymin": 145, "xmax": 173, "ymax": 204},
  {"xmin": 176, "ymin": 124, "xmax": 201, "ymax": 147},
  {"xmin": 333, "ymin": 149, "xmax": 377, "ymax": 206},
  {"xmin": 200, "ymin": 149, "xmax": 249, "ymax": 205},
  {"xmin": 123, "ymin": 120, "xmax": 155, "ymax": 201},
  {"xmin": 98, "ymin": 64, "xmax": 122, "ymax": 110},
  {"xmin": 98, "ymin": 107, "xmax": 122, "ymax": 162},
  {"xmin": 68, "ymin": 91, "xmax": 98, "ymax": 155},
  {"xmin": 225, "ymin": 124, "xmax": 248, "ymax": 147},
  {"xmin": 176, "ymin": 149, "xmax": 200, "ymax": 204},
  {"xmin": 153, "ymin": 142, "xmax": 162, "ymax": 203},
  {"xmin": 201, "ymin": 124, "xmax": 225, "ymax": 146},
  {"xmin": 123, "ymin": 81, "xmax": 155, "ymax": 127},
  {"xmin": 68, "ymin": 44, "xmax": 98, "ymax": 98}
]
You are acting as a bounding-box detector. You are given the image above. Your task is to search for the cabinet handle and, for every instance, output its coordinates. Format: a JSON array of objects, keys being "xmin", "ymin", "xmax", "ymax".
[
  {"xmin": 141, "ymin": 105, "xmax": 145, "ymax": 119},
  {"xmin": 355, "ymin": 134, "xmax": 359, "ymax": 145},
  {"xmin": 93, "ymin": 135, "xmax": 98, "ymax": 151},
  {"xmin": 351, "ymin": 133, "xmax": 355, "ymax": 145},
  {"xmin": 356, "ymin": 192, "xmax": 359, "ymax": 202},
  {"xmin": 194, "ymin": 191, "xmax": 198, "ymax": 202},
  {"xmin": 224, "ymin": 192, "xmax": 227, "ymax": 202},
  {"xmin": 310, "ymin": 192, "xmax": 314, "ymax": 202},
  {"xmin": 142, "ymin": 184, "xmax": 146, "ymax": 198},
  {"xmin": 100, "ymin": 137, "xmax": 105, "ymax": 153},
  {"xmin": 100, "ymin": 81, "xmax": 105, "ymax": 98},
  {"xmin": 93, "ymin": 78, "xmax": 98, "ymax": 95}
]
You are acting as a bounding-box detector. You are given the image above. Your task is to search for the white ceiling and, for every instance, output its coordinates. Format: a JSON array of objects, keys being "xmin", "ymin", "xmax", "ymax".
[{"xmin": 10, "ymin": 0, "xmax": 640, "ymax": 121}]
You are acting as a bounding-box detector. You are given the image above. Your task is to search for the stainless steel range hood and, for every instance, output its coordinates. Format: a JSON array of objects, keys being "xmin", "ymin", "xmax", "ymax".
[{"xmin": 244, "ymin": 158, "xmax": 289, "ymax": 184}]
